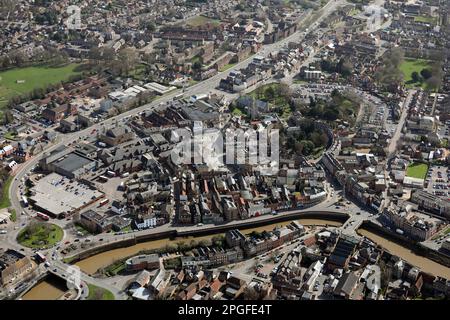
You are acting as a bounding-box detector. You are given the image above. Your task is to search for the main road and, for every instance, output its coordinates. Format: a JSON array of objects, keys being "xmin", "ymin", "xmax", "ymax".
[{"xmin": 387, "ymin": 89, "xmax": 415, "ymax": 156}]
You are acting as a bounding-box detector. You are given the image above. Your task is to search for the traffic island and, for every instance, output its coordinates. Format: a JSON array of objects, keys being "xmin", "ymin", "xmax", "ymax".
[
  {"xmin": 17, "ymin": 222, "xmax": 63, "ymax": 249},
  {"xmin": 86, "ymin": 284, "xmax": 115, "ymax": 300}
]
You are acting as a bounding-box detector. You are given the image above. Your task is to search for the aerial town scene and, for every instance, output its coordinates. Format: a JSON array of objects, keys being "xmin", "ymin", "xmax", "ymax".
[{"xmin": 0, "ymin": 0, "xmax": 449, "ymax": 303}]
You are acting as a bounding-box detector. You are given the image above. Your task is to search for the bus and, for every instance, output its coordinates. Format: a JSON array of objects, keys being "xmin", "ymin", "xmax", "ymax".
[
  {"xmin": 36, "ymin": 212, "xmax": 50, "ymax": 221},
  {"xmin": 106, "ymin": 170, "xmax": 116, "ymax": 178},
  {"xmin": 99, "ymin": 199, "xmax": 109, "ymax": 207},
  {"xmin": 21, "ymin": 196, "xmax": 28, "ymax": 207}
]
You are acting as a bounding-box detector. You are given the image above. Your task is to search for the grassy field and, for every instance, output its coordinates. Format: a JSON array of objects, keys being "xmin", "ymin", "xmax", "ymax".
[
  {"xmin": 232, "ymin": 108, "xmax": 244, "ymax": 116},
  {"xmin": 75, "ymin": 223, "xmax": 94, "ymax": 236},
  {"xmin": 185, "ymin": 15, "xmax": 220, "ymax": 27},
  {"xmin": 0, "ymin": 175, "xmax": 13, "ymax": 209},
  {"xmin": 87, "ymin": 284, "xmax": 115, "ymax": 300},
  {"xmin": 17, "ymin": 222, "xmax": 64, "ymax": 249},
  {"xmin": 129, "ymin": 64, "xmax": 146, "ymax": 81},
  {"xmin": 414, "ymin": 16, "xmax": 437, "ymax": 24},
  {"xmin": 10, "ymin": 209, "xmax": 16, "ymax": 222},
  {"xmin": 4, "ymin": 132, "xmax": 18, "ymax": 141},
  {"xmin": 219, "ymin": 63, "xmax": 237, "ymax": 72},
  {"xmin": 399, "ymin": 58, "xmax": 432, "ymax": 88},
  {"xmin": 0, "ymin": 63, "xmax": 81, "ymax": 109},
  {"xmin": 406, "ymin": 162, "xmax": 428, "ymax": 180},
  {"xmin": 103, "ymin": 260, "xmax": 126, "ymax": 276},
  {"xmin": 249, "ymin": 83, "xmax": 294, "ymax": 119}
]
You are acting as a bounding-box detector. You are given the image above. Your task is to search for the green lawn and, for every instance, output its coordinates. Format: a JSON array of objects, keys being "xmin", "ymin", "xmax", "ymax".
[
  {"xmin": 191, "ymin": 56, "xmax": 201, "ymax": 64},
  {"xmin": 349, "ymin": 8, "xmax": 361, "ymax": 16},
  {"xmin": 0, "ymin": 63, "xmax": 81, "ymax": 109},
  {"xmin": 87, "ymin": 284, "xmax": 115, "ymax": 300},
  {"xmin": 0, "ymin": 175, "xmax": 13, "ymax": 209},
  {"xmin": 75, "ymin": 223, "xmax": 93, "ymax": 236},
  {"xmin": 219, "ymin": 63, "xmax": 237, "ymax": 72},
  {"xmin": 232, "ymin": 107, "xmax": 244, "ymax": 116},
  {"xmin": 10, "ymin": 209, "xmax": 16, "ymax": 222},
  {"xmin": 184, "ymin": 15, "xmax": 220, "ymax": 27},
  {"xmin": 4, "ymin": 132, "xmax": 18, "ymax": 141},
  {"xmin": 104, "ymin": 261, "xmax": 126, "ymax": 276},
  {"xmin": 406, "ymin": 162, "xmax": 428, "ymax": 180},
  {"xmin": 248, "ymin": 83, "xmax": 293, "ymax": 118},
  {"xmin": 17, "ymin": 223, "xmax": 64, "ymax": 249},
  {"xmin": 129, "ymin": 64, "xmax": 146, "ymax": 80},
  {"xmin": 414, "ymin": 16, "xmax": 437, "ymax": 24},
  {"xmin": 399, "ymin": 59, "xmax": 432, "ymax": 88}
]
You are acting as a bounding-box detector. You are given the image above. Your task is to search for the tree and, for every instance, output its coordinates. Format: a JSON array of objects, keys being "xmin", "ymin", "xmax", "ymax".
[
  {"xmin": 420, "ymin": 68, "xmax": 432, "ymax": 80},
  {"xmin": 411, "ymin": 71, "xmax": 421, "ymax": 83},
  {"xmin": 337, "ymin": 58, "xmax": 352, "ymax": 77},
  {"xmin": 0, "ymin": 55, "xmax": 11, "ymax": 69},
  {"xmin": 294, "ymin": 141, "xmax": 304, "ymax": 155},
  {"xmin": 279, "ymin": 83, "xmax": 292, "ymax": 100},
  {"xmin": 141, "ymin": 20, "xmax": 156, "ymax": 32},
  {"xmin": 265, "ymin": 86, "xmax": 275, "ymax": 101},
  {"xmin": 192, "ymin": 61, "xmax": 202, "ymax": 71},
  {"xmin": 425, "ymin": 76, "xmax": 441, "ymax": 91},
  {"xmin": 3, "ymin": 110, "xmax": 14, "ymax": 124},
  {"xmin": 300, "ymin": 140, "xmax": 315, "ymax": 155},
  {"xmin": 117, "ymin": 47, "xmax": 139, "ymax": 76},
  {"xmin": 375, "ymin": 48, "xmax": 404, "ymax": 91},
  {"xmin": 11, "ymin": 52, "xmax": 26, "ymax": 67},
  {"xmin": 424, "ymin": 61, "xmax": 443, "ymax": 91}
]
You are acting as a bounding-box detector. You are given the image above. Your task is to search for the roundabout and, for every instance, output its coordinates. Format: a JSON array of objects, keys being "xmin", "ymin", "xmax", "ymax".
[{"xmin": 17, "ymin": 222, "xmax": 64, "ymax": 249}]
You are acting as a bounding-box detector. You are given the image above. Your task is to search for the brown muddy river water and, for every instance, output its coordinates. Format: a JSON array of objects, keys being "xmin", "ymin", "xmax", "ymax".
[
  {"xmin": 75, "ymin": 219, "xmax": 343, "ymax": 274},
  {"xmin": 358, "ymin": 229, "xmax": 450, "ymax": 279},
  {"xmin": 22, "ymin": 275, "xmax": 67, "ymax": 300},
  {"xmin": 23, "ymin": 219, "xmax": 341, "ymax": 299},
  {"xmin": 26, "ymin": 219, "xmax": 450, "ymax": 299}
]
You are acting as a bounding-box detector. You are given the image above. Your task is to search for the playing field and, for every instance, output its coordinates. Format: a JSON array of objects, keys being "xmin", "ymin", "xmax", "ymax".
[
  {"xmin": 406, "ymin": 162, "xmax": 428, "ymax": 180},
  {"xmin": 414, "ymin": 16, "xmax": 437, "ymax": 24},
  {"xmin": 0, "ymin": 63, "xmax": 81, "ymax": 109},
  {"xmin": 184, "ymin": 15, "xmax": 220, "ymax": 27},
  {"xmin": 399, "ymin": 58, "xmax": 432, "ymax": 84}
]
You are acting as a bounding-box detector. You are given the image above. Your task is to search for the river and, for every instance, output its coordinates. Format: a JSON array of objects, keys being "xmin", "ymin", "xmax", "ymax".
[
  {"xmin": 22, "ymin": 275, "xmax": 67, "ymax": 300},
  {"xmin": 28, "ymin": 219, "xmax": 450, "ymax": 300},
  {"xmin": 22, "ymin": 218, "xmax": 341, "ymax": 300},
  {"xmin": 75, "ymin": 219, "xmax": 343, "ymax": 275},
  {"xmin": 358, "ymin": 229, "xmax": 450, "ymax": 279}
]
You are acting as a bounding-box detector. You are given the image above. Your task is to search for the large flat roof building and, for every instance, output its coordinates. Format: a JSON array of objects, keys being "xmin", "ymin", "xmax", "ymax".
[
  {"xmin": 40, "ymin": 148, "xmax": 97, "ymax": 179},
  {"xmin": 29, "ymin": 173, "xmax": 104, "ymax": 218}
]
